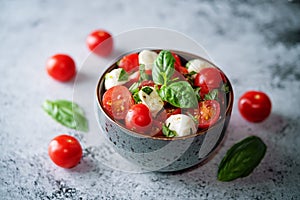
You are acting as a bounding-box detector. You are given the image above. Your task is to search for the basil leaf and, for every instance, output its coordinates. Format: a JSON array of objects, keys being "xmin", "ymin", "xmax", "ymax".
[
  {"xmin": 204, "ymin": 89, "xmax": 218, "ymax": 100},
  {"xmin": 139, "ymin": 64, "xmax": 149, "ymax": 82},
  {"xmin": 42, "ymin": 100, "xmax": 88, "ymax": 132},
  {"xmin": 118, "ymin": 69, "xmax": 129, "ymax": 82},
  {"xmin": 141, "ymin": 86, "xmax": 153, "ymax": 95},
  {"xmin": 218, "ymin": 136, "xmax": 267, "ymax": 182},
  {"xmin": 162, "ymin": 123, "xmax": 177, "ymax": 137},
  {"xmin": 132, "ymin": 91, "xmax": 141, "ymax": 104},
  {"xmin": 129, "ymin": 82, "xmax": 139, "ymax": 93},
  {"xmin": 152, "ymin": 50, "xmax": 175, "ymax": 85},
  {"xmin": 159, "ymin": 81, "xmax": 198, "ymax": 108},
  {"xmin": 194, "ymin": 87, "xmax": 201, "ymax": 101},
  {"xmin": 221, "ymin": 83, "xmax": 230, "ymax": 93}
]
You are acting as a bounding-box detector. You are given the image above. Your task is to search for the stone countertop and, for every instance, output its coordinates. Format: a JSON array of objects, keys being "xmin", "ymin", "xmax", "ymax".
[{"xmin": 1, "ymin": 0, "xmax": 300, "ymax": 199}]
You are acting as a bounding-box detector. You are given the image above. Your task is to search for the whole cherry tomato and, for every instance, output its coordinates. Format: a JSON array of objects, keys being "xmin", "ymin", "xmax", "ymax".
[
  {"xmin": 118, "ymin": 53, "xmax": 139, "ymax": 73},
  {"xmin": 86, "ymin": 30, "xmax": 113, "ymax": 57},
  {"xmin": 238, "ymin": 91, "xmax": 272, "ymax": 122},
  {"xmin": 197, "ymin": 100, "xmax": 221, "ymax": 129},
  {"xmin": 194, "ymin": 67, "xmax": 224, "ymax": 95},
  {"xmin": 48, "ymin": 135, "xmax": 82, "ymax": 168},
  {"xmin": 46, "ymin": 54, "xmax": 76, "ymax": 82},
  {"xmin": 125, "ymin": 104, "xmax": 152, "ymax": 134},
  {"xmin": 102, "ymin": 85, "xmax": 134, "ymax": 120}
]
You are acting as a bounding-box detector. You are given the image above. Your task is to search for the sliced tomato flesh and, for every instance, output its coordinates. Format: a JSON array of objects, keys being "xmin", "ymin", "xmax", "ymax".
[{"xmin": 198, "ymin": 100, "xmax": 220, "ymax": 129}]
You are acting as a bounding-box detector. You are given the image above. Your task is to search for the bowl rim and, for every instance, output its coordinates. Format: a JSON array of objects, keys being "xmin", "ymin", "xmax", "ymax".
[{"xmin": 95, "ymin": 49, "xmax": 234, "ymax": 141}]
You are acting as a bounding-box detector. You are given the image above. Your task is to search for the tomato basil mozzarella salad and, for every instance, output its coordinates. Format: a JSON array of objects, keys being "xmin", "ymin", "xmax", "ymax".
[{"xmin": 101, "ymin": 50, "xmax": 230, "ymax": 138}]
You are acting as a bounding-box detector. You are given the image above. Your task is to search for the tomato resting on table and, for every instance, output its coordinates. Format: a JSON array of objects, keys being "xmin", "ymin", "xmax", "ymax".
[
  {"xmin": 86, "ymin": 30, "xmax": 113, "ymax": 57},
  {"xmin": 238, "ymin": 90, "xmax": 272, "ymax": 122},
  {"xmin": 48, "ymin": 135, "xmax": 82, "ymax": 168},
  {"xmin": 101, "ymin": 50, "xmax": 231, "ymax": 138},
  {"xmin": 46, "ymin": 54, "xmax": 76, "ymax": 82}
]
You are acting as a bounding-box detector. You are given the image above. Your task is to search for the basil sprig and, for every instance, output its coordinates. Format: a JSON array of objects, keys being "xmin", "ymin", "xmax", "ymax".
[
  {"xmin": 42, "ymin": 100, "xmax": 88, "ymax": 132},
  {"xmin": 162, "ymin": 123, "xmax": 177, "ymax": 137},
  {"xmin": 218, "ymin": 136, "xmax": 267, "ymax": 182},
  {"xmin": 152, "ymin": 50, "xmax": 175, "ymax": 86},
  {"xmin": 152, "ymin": 50, "xmax": 198, "ymax": 108},
  {"xmin": 118, "ymin": 69, "xmax": 129, "ymax": 82},
  {"xmin": 159, "ymin": 81, "xmax": 198, "ymax": 108}
]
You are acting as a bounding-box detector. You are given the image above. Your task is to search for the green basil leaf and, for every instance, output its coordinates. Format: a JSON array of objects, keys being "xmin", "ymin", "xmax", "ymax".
[
  {"xmin": 118, "ymin": 68, "xmax": 129, "ymax": 82},
  {"xmin": 141, "ymin": 86, "xmax": 153, "ymax": 95},
  {"xmin": 162, "ymin": 123, "xmax": 177, "ymax": 137},
  {"xmin": 129, "ymin": 82, "xmax": 139, "ymax": 93},
  {"xmin": 204, "ymin": 89, "xmax": 219, "ymax": 100},
  {"xmin": 139, "ymin": 64, "xmax": 149, "ymax": 82},
  {"xmin": 152, "ymin": 50, "xmax": 175, "ymax": 85},
  {"xmin": 194, "ymin": 87, "xmax": 201, "ymax": 101},
  {"xmin": 132, "ymin": 91, "xmax": 142, "ymax": 104},
  {"xmin": 221, "ymin": 83, "xmax": 230, "ymax": 93},
  {"xmin": 42, "ymin": 100, "xmax": 88, "ymax": 132},
  {"xmin": 218, "ymin": 136, "xmax": 267, "ymax": 182},
  {"xmin": 159, "ymin": 81, "xmax": 198, "ymax": 108}
]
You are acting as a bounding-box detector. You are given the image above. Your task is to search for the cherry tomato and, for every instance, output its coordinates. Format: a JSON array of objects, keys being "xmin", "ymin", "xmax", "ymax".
[
  {"xmin": 46, "ymin": 54, "xmax": 76, "ymax": 82},
  {"xmin": 238, "ymin": 91, "xmax": 272, "ymax": 122},
  {"xmin": 194, "ymin": 68, "xmax": 224, "ymax": 95},
  {"xmin": 125, "ymin": 104, "xmax": 152, "ymax": 133},
  {"xmin": 197, "ymin": 100, "xmax": 220, "ymax": 129},
  {"xmin": 102, "ymin": 85, "xmax": 134, "ymax": 120},
  {"xmin": 171, "ymin": 52, "xmax": 188, "ymax": 75},
  {"xmin": 118, "ymin": 53, "xmax": 139, "ymax": 73},
  {"xmin": 48, "ymin": 135, "xmax": 82, "ymax": 168},
  {"xmin": 86, "ymin": 30, "xmax": 113, "ymax": 57}
]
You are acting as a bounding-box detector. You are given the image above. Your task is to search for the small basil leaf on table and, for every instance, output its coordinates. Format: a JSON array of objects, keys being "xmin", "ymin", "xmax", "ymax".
[
  {"xmin": 152, "ymin": 50, "xmax": 175, "ymax": 85},
  {"xmin": 42, "ymin": 100, "xmax": 88, "ymax": 132},
  {"xmin": 159, "ymin": 81, "xmax": 198, "ymax": 108},
  {"xmin": 217, "ymin": 136, "xmax": 267, "ymax": 182}
]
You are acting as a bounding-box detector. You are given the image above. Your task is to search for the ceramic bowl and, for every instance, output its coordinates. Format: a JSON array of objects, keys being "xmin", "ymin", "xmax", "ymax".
[{"xmin": 95, "ymin": 50, "xmax": 234, "ymax": 172}]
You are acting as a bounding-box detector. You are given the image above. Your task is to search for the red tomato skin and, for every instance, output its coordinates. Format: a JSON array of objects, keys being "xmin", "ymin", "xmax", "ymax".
[
  {"xmin": 86, "ymin": 30, "xmax": 113, "ymax": 57},
  {"xmin": 194, "ymin": 68, "xmax": 224, "ymax": 94},
  {"xmin": 102, "ymin": 86, "xmax": 134, "ymax": 120},
  {"xmin": 198, "ymin": 100, "xmax": 221, "ymax": 129},
  {"xmin": 48, "ymin": 135, "xmax": 82, "ymax": 168},
  {"xmin": 118, "ymin": 53, "xmax": 139, "ymax": 73},
  {"xmin": 46, "ymin": 54, "xmax": 76, "ymax": 82},
  {"xmin": 238, "ymin": 91, "xmax": 272, "ymax": 122},
  {"xmin": 125, "ymin": 104, "xmax": 152, "ymax": 134}
]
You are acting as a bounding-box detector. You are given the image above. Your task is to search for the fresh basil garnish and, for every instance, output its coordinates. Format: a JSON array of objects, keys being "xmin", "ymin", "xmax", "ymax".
[
  {"xmin": 162, "ymin": 123, "xmax": 177, "ymax": 137},
  {"xmin": 159, "ymin": 81, "xmax": 198, "ymax": 108},
  {"xmin": 152, "ymin": 50, "xmax": 175, "ymax": 86},
  {"xmin": 194, "ymin": 87, "xmax": 201, "ymax": 101},
  {"xmin": 204, "ymin": 89, "xmax": 219, "ymax": 100},
  {"xmin": 221, "ymin": 83, "xmax": 230, "ymax": 93},
  {"xmin": 118, "ymin": 69, "xmax": 129, "ymax": 82},
  {"xmin": 141, "ymin": 86, "xmax": 153, "ymax": 95},
  {"xmin": 42, "ymin": 100, "xmax": 88, "ymax": 132},
  {"xmin": 132, "ymin": 91, "xmax": 142, "ymax": 103},
  {"xmin": 139, "ymin": 64, "xmax": 149, "ymax": 82},
  {"xmin": 218, "ymin": 136, "xmax": 267, "ymax": 182}
]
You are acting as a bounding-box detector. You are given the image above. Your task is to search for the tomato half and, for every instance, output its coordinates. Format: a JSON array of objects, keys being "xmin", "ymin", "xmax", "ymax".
[
  {"xmin": 118, "ymin": 53, "xmax": 139, "ymax": 73},
  {"xmin": 102, "ymin": 85, "xmax": 134, "ymax": 120},
  {"xmin": 125, "ymin": 104, "xmax": 152, "ymax": 133},
  {"xmin": 46, "ymin": 54, "xmax": 76, "ymax": 82},
  {"xmin": 48, "ymin": 135, "xmax": 82, "ymax": 168},
  {"xmin": 238, "ymin": 91, "xmax": 271, "ymax": 122},
  {"xmin": 194, "ymin": 68, "xmax": 224, "ymax": 95},
  {"xmin": 86, "ymin": 30, "xmax": 113, "ymax": 57},
  {"xmin": 197, "ymin": 100, "xmax": 220, "ymax": 129},
  {"xmin": 171, "ymin": 52, "xmax": 188, "ymax": 75}
]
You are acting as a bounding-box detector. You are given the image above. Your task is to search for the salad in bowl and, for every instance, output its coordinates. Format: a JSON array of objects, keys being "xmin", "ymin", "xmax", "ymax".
[{"xmin": 96, "ymin": 49, "xmax": 233, "ymax": 172}]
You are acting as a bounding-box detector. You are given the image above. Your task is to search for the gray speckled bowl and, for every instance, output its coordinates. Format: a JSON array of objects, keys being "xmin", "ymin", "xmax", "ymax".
[{"xmin": 95, "ymin": 50, "xmax": 233, "ymax": 172}]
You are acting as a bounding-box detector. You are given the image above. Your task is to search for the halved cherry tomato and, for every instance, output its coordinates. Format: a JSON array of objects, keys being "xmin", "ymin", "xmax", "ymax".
[
  {"xmin": 102, "ymin": 85, "xmax": 134, "ymax": 120},
  {"xmin": 194, "ymin": 68, "xmax": 224, "ymax": 96},
  {"xmin": 118, "ymin": 53, "xmax": 139, "ymax": 73},
  {"xmin": 125, "ymin": 104, "xmax": 152, "ymax": 133},
  {"xmin": 86, "ymin": 30, "xmax": 113, "ymax": 57},
  {"xmin": 197, "ymin": 100, "xmax": 220, "ymax": 129},
  {"xmin": 46, "ymin": 54, "xmax": 76, "ymax": 82},
  {"xmin": 238, "ymin": 91, "xmax": 271, "ymax": 122},
  {"xmin": 48, "ymin": 135, "xmax": 82, "ymax": 168}
]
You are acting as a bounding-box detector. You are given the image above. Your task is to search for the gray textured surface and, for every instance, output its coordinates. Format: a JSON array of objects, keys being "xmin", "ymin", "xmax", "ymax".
[{"xmin": 1, "ymin": 0, "xmax": 300, "ymax": 199}]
